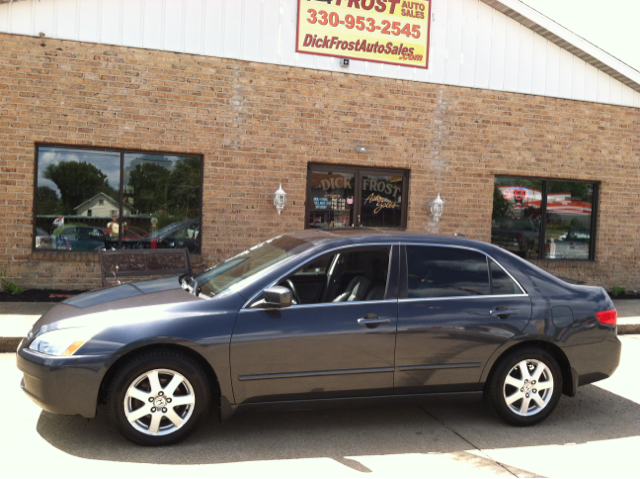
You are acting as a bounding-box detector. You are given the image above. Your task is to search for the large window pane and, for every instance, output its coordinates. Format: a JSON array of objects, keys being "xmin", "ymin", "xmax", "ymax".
[
  {"xmin": 122, "ymin": 154, "xmax": 202, "ymax": 253},
  {"xmin": 491, "ymin": 178, "xmax": 543, "ymax": 259},
  {"xmin": 308, "ymin": 170, "xmax": 355, "ymax": 228},
  {"xmin": 361, "ymin": 174, "xmax": 404, "ymax": 228},
  {"xmin": 406, "ymin": 246, "xmax": 490, "ymax": 298},
  {"xmin": 35, "ymin": 147, "xmax": 203, "ymax": 254},
  {"xmin": 545, "ymin": 181, "xmax": 593, "ymax": 260},
  {"xmin": 35, "ymin": 147, "xmax": 120, "ymax": 251}
]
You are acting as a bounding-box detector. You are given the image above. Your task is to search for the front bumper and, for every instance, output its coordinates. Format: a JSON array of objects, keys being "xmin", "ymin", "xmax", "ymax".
[{"xmin": 17, "ymin": 346, "xmax": 109, "ymax": 418}]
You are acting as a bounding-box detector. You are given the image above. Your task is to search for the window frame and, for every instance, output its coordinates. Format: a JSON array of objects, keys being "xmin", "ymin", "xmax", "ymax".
[
  {"xmin": 493, "ymin": 175, "xmax": 600, "ymax": 262},
  {"xmin": 305, "ymin": 163, "xmax": 410, "ymax": 230},
  {"xmin": 32, "ymin": 143, "xmax": 205, "ymax": 255}
]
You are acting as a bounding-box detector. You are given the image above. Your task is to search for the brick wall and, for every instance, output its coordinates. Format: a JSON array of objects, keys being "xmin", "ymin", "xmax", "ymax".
[{"xmin": 1, "ymin": 33, "xmax": 639, "ymax": 290}]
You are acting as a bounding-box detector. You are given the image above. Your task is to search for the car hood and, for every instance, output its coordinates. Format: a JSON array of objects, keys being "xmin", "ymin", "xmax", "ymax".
[{"xmin": 29, "ymin": 276, "xmax": 199, "ymax": 334}]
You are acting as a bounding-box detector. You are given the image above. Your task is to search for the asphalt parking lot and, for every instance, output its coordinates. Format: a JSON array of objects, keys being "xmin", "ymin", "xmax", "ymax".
[{"xmin": 2, "ymin": 336, "xmax": 639, "ymax": 478}]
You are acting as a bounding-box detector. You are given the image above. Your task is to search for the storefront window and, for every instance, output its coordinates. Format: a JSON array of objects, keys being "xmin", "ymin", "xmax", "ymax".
[
  {"xmin": 361, "ymin": 174, "xmax": 404, "ymax": 228},
  {"xmin": 308, "ymin": 171, "xmax": 355, "ymax": 228},
  {"xmin": 306, "ymin": 165, "xmax": 408, "ymax": 229},
  {"xmin": 34, "ymin": 146, "xmax": 203, "ymax": 253},
  {"xmin": 545, "ymin": 181, "xmax": 594, "ymax": 260},
  {"xmin": 492, "ymin": 177, "xmax": 597, "ymax": 261}
]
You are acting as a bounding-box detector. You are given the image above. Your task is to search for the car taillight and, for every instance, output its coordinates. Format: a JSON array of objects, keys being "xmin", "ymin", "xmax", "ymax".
[{"xmin": 596, "ymin": 309, "xmax": 617, "ymax": 326}]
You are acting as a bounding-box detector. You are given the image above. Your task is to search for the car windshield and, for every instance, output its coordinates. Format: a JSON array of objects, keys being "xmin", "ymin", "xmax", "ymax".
[{"xmin": 195, "ymin": 235, "xmax": 314, "ymax": 297}]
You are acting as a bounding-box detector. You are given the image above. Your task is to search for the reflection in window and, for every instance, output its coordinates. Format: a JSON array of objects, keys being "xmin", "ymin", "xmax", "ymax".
[
  {"xmin": 545, "ymin": 181, "xmax": 593, "ymax": 260},
  {"xmin": 406, "ymin": 246, "xmax": 490, "ymax": 298},
  {"xmin": 491, "ymin": 177, "xmax": 596, "ymax": 261},
  {"xmin": 123, "ymin": 154, "xmax": 202, "ymax": 253},
  {"xmin": 491, "ymin": 178, "xmax": 542, "ymax": 259},
  {"xmin": 35, "ymin": 147, "xmax": 203, "ymax": 253}
]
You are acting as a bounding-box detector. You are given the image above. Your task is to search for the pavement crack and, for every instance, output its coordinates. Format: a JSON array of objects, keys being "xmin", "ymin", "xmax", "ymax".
[{"xmin": 417, "ymin": 405, "xmax": 541, "ymax": 478}]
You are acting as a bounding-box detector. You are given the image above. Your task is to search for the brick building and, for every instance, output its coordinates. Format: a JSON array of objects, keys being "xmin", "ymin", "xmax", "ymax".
[{"xmin": 0, "ymin": 0, "xmax": 639, "ymax": 291}]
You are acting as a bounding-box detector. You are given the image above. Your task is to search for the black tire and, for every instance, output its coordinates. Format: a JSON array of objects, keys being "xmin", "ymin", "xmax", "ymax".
[
  {"xmin": 485, "ymin": 347, "xmax": 562, "ymax": 427},
  {"xmin": 107, "ymin": 349, "xmax": 211, "ymax": 446}
]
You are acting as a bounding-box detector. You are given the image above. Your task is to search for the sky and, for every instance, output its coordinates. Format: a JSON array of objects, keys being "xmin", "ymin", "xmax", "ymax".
[{"xmin": 520, "ymin": 0, "xmax": 640, "ymax": 72}]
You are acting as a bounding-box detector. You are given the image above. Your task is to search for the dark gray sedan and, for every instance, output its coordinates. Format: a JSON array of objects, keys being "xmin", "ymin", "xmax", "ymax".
[{"xmin": 17, "ymin": 230, "xmax": 621, "ymax": 446}]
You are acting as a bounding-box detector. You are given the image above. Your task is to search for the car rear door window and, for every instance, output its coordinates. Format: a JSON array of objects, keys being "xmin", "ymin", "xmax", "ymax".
[
  {"xmin": 489, "ymin": 259, "xmax": 524, "ymax": 295},
  {"xmin": 406, "ymin": 246, "xmax": 490, "ymax": 298}
]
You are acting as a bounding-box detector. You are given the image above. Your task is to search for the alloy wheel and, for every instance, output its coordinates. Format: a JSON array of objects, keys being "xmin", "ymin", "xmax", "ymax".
[
  {"xmin": 123, "ymin": 368, "xmax": 196, "ymax": 436},
  {"xmin": 503, "ymin": 359, "xmax": 554, "ymax": 417}
]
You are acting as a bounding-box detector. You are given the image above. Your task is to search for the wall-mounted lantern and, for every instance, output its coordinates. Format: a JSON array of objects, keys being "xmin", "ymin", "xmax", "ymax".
[
  {"xmin": 274, "ymin": 184, "xmax": 287, "ymax": 215},
  {"xmin": 430, "ymin": 193, "xmax": 444, "ymax": 223}
]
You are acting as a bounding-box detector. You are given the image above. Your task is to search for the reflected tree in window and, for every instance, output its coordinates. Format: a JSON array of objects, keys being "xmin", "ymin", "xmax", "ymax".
[
  {"xmin": 167, "ymin": 157, "xmax": 202, "ymax": 219},
  {"xmin": 43, "ymin": 161, "xmax": 117, "ymax": 215},
  {"xmin": 36, "ymin": 186, "xmax": 60, "ymax": 216},
  {"xmin": 127, "ymin": 161, "xmax": 171, "ymax": 214}
]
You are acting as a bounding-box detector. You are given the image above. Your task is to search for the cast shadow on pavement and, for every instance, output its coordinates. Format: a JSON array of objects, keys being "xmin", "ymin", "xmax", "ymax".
[{"xmin": 36, "ymin": 384, "xmax": 640, "ymax": 468}]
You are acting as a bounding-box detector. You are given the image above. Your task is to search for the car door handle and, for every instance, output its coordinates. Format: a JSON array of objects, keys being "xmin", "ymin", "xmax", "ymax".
[
  {"xmin": 357, "ymin": 316, "xmax": 392, "ymax": 326},
  {"xmin": 490, "ymin": 309, "xmax": 520, "ymax": 318}
]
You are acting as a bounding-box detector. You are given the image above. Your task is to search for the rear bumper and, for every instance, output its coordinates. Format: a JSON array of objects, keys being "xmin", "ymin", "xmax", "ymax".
[
  {"xmin": 17, "ymin": 346, "xmax": 109, "ymax": 418},
  {"xmin": 568, "ymin": 330, "xmax": 622, "ymax": 387}
]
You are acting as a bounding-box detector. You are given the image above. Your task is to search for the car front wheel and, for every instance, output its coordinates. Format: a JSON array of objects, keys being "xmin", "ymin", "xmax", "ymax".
[
  {"xmin": 107, "ymin": 350, "xmax": 211, "ymax": 446},
  {"xmin": 486, "ymin": 348, "xmax": 562, "ymax": 426}
]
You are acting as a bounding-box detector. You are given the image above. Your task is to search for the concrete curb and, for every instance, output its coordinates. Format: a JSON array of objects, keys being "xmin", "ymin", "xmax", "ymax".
[
  {"xmin": 619, "ymin": 324, "xmax": 640, "ymax": 335},
  {"xmin": 0, "ymin": 337, "xmax": 21, "ymax": 353}
]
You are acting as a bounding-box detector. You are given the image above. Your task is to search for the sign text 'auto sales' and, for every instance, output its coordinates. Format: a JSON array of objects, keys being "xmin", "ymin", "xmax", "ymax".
[{"xmin": 297, "ymin": 0, "xmax": 432, "ymax": 69}]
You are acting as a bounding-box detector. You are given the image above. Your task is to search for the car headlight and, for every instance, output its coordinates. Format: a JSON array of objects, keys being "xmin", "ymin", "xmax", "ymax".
[{"xmin": 29, "ymin": 328, "xmax": 95, "ymax": 356}]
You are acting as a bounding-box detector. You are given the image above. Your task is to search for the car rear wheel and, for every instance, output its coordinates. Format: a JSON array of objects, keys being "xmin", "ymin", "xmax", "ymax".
[
  {"xmin": 486, "ymin": 348, "xmax": 562, "ymax": 426},
  {"xmin": 107, "ymin": 350, "xmax": 211, "ymax": 446}
]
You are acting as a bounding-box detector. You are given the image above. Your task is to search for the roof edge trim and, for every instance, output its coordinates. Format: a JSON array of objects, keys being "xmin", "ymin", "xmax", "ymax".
[{"xmin": 482, "ymin": 0, "xmax": 640, "ymax": 94}]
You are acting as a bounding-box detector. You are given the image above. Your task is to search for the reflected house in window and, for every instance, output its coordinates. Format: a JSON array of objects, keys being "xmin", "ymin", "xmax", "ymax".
[{"xmin": 74, "ymin": 192, "xmax": 132, "ymax": 218}]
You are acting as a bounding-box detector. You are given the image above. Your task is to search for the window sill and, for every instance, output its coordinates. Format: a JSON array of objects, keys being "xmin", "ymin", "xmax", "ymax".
[
  {"xmin": 32, "ymin": 250, "xmax": 100, "ymax": 262},
  {"xmin": 31, "ymin": 250, "xmax": 204, "ymax": 264}
]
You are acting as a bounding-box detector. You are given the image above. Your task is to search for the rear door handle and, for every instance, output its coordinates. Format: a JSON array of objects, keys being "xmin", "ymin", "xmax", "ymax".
[{"xmin": 490, "ymin": 309, "xmax": 520, "ymax": 318}]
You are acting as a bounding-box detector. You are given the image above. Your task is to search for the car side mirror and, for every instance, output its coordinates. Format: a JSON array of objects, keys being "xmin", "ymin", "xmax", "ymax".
[{"xmin": 252, "ymin": 286, "xmax": 292, "ymax": 309}]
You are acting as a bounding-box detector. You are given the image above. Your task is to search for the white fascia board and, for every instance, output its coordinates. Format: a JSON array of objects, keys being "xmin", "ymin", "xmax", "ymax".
[{"xmin": 482, "ymin": 0, "xmax": 640, "ymax": 93}]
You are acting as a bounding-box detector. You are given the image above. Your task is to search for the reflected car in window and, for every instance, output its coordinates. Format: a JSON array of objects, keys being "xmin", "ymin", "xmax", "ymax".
[
  {"xmin": 35, "ymin": 227, "xmax": 54, "ymax": 249},
  {"xmin": 17, "ymin": 230, "xmax": 620, "ymax": 446},
  {"xmin": 133, "ymin": 220, "xmax": 200, "ymax": 252},
  {"xmin": 491, "ymin": 217, "xmax": 540, "ymax": 258},
  {"xmin": 549, "ymin": 226, "xmax": 591, "ymax": 260},
  {"xmin": 55, "ymin": 226, "xmax": 107, "ymax": 251}
]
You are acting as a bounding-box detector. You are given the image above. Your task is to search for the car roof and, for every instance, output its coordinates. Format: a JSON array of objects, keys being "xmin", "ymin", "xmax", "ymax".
[{"xmin": 286, "ymin": 228, "xmax": 491, "ymax": 251}]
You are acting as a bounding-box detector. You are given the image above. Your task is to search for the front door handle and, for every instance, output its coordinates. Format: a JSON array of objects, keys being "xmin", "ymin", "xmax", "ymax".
[
  {"xmin": 490, "ymin": 309, "xmax": 520, "ymax": 319},
  {"xmin": 357, "ymin": 314, "xmax": 391, "ymax": 326}
]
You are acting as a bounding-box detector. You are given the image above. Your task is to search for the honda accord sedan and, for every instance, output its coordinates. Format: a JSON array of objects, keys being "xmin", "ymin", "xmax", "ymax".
[{"xmin": 17, "ymin": 229, "xmax": 621, "ymax": 446}]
